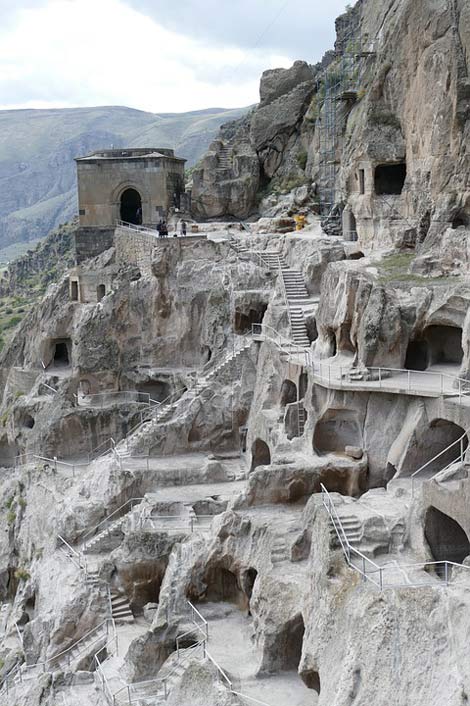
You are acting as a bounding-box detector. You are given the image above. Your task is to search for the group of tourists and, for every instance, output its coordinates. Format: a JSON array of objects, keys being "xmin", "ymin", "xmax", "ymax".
[{"xmin": 157, "ymin": 219, "xmax": 187, "ymax": 238}]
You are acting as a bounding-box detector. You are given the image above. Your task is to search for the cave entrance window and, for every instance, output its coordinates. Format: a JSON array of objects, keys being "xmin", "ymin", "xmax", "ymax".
[
  {"xmin": 374, "ymin": 163, "xmax": 407, "ymax": 195},
  {"xmin": 201, "ymin": 566, "xmax": 245, "ymax": 606},
  {"xmin": 452, "ymin": 211, "xmax": 469, "ymax": 229},
  {"xmin": 326, "ymin": 329, "xmax": 337, "ymax": 357},
  {"xmin": 313, "ymin": 409, "xmax": 362, "ymax": 455},
  {"xmin": 23, "ymin": 415, "xmax": 35, "ymax": 429},
  {"xmin": 425, "ymin": 507, "xmax": 470, "ymax": 567},
  {"xmin": 53, "ymin": 340, "xmax": 71, "ymax": 367},
  {"xmin": 234, "ymin": 305, "xmax": 268, "ymax": 334},
  {"xmin": 97, "ymin": 284, "xmax": 106, "ymax": 302},
  {"xmin": 405, "ymin": 339, "xmax": 428, "ymax": 371},
  {"xmin": 120, "ymin": 188, "xmax": 142, "ymax": 225},
  {"xmin": 251, "ymin": 439, "xmax": 271, "ymax": 471},
  {"xmin": 424, "ymin": 325, "xmax": 463, "ymax": 366},
  {"xmin": 359, "ymin": 169, "xmax": 365, "ymax": 195},
  {"xmin": 280, "ymin": 380, "xmax": 298, "ymax": 408},
  {"xmin": 277, "ymin": 614, "xmax": 305, "ymax": 671},
  {"xmin": 70, "ymin": 281, "xmax": 79, "ymax": 301},
  {"xmin": 137, "ymin": 380, "xmax": 171, "ymax": 402}
]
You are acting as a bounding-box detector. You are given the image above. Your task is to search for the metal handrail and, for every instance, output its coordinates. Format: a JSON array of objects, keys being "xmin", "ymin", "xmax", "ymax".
[
  {"xmin": 76, "ymin": 390, "xmax": 152, "ymax": 408},
  {"xmin": 411, "ymin": 432, "xmax": 467, "ymax": 495},
  {"xmin": 277, "ymin": 260, "xmax": 294, "ymax": 339},
  {"xmin": 2, "ymin": 619, "xmax": 113, "ymax": 692},
  {"xmin": 205, "ymin": 649, "xmax": 233, "ymax": 689},
  {"xmin": 231, "ymin": 692, "xmax": 276, "ymax": 706},
  {"xmin": 80, "ymin": 498, "xmax": 145, "ymax": 543},
  {"xmin": 309, "ymin": 357, "xmax": 470, "ymax": 398},
  {"xmin": 321, "ymin": 484, "xmax": 470, "ymax": 588},
  {"xmin": 116, "ymin": 219, "xmax": 159, "ymax": 236},
  {"xmin": 251, "ymin": 323, "xmax": 305, "ymax": 355},
  {"xmin": 187, "ymin": 600, "xmax": 209, "ymax": 639},
  {"xmin": 201, "ymin": 332, "xmax": 251, "ymax": 378}
]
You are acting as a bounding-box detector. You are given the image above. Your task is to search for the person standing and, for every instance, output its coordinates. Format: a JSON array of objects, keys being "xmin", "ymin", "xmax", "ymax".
[{"xmin": 181, "ymin": 219, "xmax": 187, "ymax": 237}]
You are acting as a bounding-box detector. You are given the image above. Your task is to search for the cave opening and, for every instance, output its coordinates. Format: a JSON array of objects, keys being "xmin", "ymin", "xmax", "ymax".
[
  {"xmin": 276, "ymin": 614, "xmax": 305, "ymax": 671},
  {"xmin": 302, "ymin": 669, "xmax": 321, "ymax": 693},
  {"xmin": 235, "ymin": 304, "xmax": 268, "ymax": 334},
  {"xmin": 425, "ymin": 506, "xmax": 470, "ymax": 566},
  {"xmin": 137, "ymin": 380, "xmax": 171, "ymax": 402},
  {"xmin": 425, "ymin": 325, "xmax": 463, "ymax": 366},
  {"xmin": 70, "ymin": 280, "xmax": 79, "ymax": 301},
  {"xmin": 52, "ymin": 339, "xmax": 71, "ymax": 367},
  {"xmin": 313, "ymin": 408, "xmax": 362, "ymax": 455},
  {"xmin": 374, "ymin": 163, "xmax": 407, "ymax": 195},
  {"xmin": 251, "ymin": 439, "xmax": 271, "ymax": 471},
  {"xmin": 452, "ymin": 211, "xmax": 469, "ymax": 229},
  {"xmin": 400, "ymin": 419, "xmax": 467, "ymax": 477},
  {"xmin": 23, "ymin": 414, "xmax": 35, "ymax": 430},
  {"xmin": 202, "ymin": 566, "xmax": 246, "ymax": 607},
  {"xmin": 405, "ymin": 326, "xmax": 463, "ymax": 371},
  {"xmin": 280, "ymin": 380, "xmax": 298, "ymax": 408},
  {"xmin": 97, "ymin": 284, "xmax": 106, "ymax": 302}
]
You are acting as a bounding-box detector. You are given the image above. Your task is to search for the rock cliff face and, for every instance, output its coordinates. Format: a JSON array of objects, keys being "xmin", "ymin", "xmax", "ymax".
[
  {"xmin": 193, "ymin": 0, "xmax": 470, "ymax": 254},
  {"xmin": 192, "ymin": 61, "xmax": 316, "ymax": 219},
  {"xmin": 2, "ymin": 1, "xmax": 470, "ymax": 706}
]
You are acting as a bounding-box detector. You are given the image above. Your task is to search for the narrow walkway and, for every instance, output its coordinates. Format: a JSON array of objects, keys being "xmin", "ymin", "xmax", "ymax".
[{"xmin": 200, "ymin": 602, "xmax": 313, "ymax": 706}]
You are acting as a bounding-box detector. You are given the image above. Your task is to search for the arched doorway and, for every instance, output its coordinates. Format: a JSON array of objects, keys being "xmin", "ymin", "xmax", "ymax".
[
  {"xmin": 425, "ymin": 507, "xmax": 470, "ymax": 565},
  {"xmin": 120, "ymin": 188, "xmax": 142, "ymax": 225},
  {"xmin": 251, "ymin": 439, "xmax": 271, "ymax": 471}
]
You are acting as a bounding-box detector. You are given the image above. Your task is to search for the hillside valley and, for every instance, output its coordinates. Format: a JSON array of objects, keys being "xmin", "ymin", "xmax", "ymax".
[{"xmin": 0, "ymin": 104, "xmax": 249, "ymax": 255}]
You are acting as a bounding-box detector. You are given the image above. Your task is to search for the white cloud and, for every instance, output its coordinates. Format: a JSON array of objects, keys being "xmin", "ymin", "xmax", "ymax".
[{"xmin": 0, "ymin": 0, "xmax": 296, "ymax": 112}]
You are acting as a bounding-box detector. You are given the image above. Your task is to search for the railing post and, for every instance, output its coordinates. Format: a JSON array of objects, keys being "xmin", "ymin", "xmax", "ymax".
[
  {"xmin": 440, "ymin": 374, "xmax": 443, "ymax": 395},
  {"xmin": 407, "ymin": 370, "xmax": 411, "ymax": 392},
  {"xmin": 362, "ymin": 556, "xmax": 366, "ymax": 581},
  {"xmin": 379, "ymin": 368, "xmax": 382, "ymax": 388},
  {"xmin": 379, "ymin": 567, "xmax": 384, "ymax": 590},
  {"xmin": 445, "ymin": 562, "xmax": 449, "ymax": 586}
]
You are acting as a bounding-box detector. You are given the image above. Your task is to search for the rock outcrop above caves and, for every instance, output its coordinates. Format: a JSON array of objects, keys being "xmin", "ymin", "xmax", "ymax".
[{"xmin": 191, "ymin": 61, "xmax": 316, "ymax": 220}]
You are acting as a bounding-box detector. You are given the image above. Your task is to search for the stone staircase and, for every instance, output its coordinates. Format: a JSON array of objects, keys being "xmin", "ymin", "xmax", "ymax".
[
  {"xmin": 111, "ymin": 591, "xmax": 134, "ymax": 624},
  {"xmin": 271, "ymin": 535, "xmax": 289, "ymax": 564},
  {"xmin": 217, "ymin": 143, "xmax": 233, "ymax": 172},
  {"xmin": 329, "ymin": 513, "xmax": 363, "ymax": 548},
  {"xmin": 82, "ymin": 515, "xmax": 128, "ymax": 555},
  {"xmin": 231, "ymin": 242, "xmax": 312, "ymax": 350}
]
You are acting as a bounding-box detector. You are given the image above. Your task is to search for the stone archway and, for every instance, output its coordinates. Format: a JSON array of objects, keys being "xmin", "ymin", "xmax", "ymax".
[
  {"xmin": 251, "ymin": 439, "xmax": 271, "ymax": 471},
  {"xmin": 120, "ymin": 188, "xmax": 142, "ymax": 225}
]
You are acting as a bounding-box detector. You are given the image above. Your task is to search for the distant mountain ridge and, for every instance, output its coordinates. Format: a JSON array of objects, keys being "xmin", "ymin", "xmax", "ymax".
[{"xmin": 0, "ymin": 104, "xmax": 249, "ymax": 251}]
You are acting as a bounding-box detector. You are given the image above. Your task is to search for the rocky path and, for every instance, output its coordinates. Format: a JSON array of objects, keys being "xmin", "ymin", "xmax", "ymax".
[{"xmin": 200, "ymin": 602, "xmax": 314, "ymax": 706}]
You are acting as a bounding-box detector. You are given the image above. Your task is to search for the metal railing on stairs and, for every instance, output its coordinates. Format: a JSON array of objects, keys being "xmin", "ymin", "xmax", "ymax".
[
  {"xmin": 308, "ymin": 355, "xmax": 470, "ymax": 399},
  {"xmin": 1, "ymin": 618, "xmax": 117, "ymax": 696},
  {"xmin": 411, "ymin": 432, "xmax": 467, "ymax": 496},
  {"xmin": 321, "ymin": 484, "xmax": 470, "ymax": 589}
]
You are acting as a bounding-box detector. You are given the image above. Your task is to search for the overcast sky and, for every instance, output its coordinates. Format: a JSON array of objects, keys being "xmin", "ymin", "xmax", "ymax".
[{"xmin": 0, "ymin": 0, "xmax": 349, "ymax": 113}]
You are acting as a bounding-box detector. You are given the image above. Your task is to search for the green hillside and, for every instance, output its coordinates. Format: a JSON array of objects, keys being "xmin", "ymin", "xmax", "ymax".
[{"xmin": 0, "ymin": 104, "xmax": 249, "ymax": 250}]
